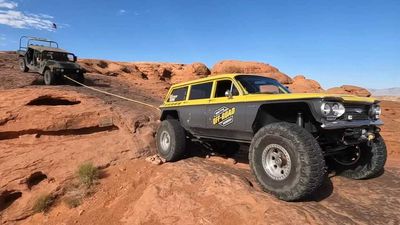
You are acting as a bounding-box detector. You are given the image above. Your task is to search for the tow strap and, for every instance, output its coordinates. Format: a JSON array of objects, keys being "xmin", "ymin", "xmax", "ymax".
[{"xmin": 63, "ymin": 75, "xmax": 161, "ymax": 112}]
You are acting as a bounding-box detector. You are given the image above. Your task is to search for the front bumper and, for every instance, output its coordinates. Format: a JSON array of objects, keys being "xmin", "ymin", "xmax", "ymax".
[
  {"xmin": 53, "ymin": 68, "xmax": 83, "ymax": 75},
  {"xmin": 321, "ymin": 119, "xmax": 383, "ymax": 130}
]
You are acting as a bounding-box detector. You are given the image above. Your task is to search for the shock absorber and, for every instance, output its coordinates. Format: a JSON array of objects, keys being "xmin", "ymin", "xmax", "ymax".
[{"xmin": 297, "ymin": 112, "xmax": 304, "ymax": 128}]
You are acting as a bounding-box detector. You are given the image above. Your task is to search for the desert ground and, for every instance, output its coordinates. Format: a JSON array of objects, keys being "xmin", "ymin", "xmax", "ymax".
[{"xmin": 0, "ymin": 51, "xmax": 399, "ymax": 225}]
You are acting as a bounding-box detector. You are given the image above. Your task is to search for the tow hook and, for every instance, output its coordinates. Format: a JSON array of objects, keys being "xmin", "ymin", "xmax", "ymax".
[
  {"xmin": 365, "ymin": 131, "xmax": 375, "ymax": 146},
  {"xmin": 367, "ymin": 133, "xmax": 375, "ymax": 141}
]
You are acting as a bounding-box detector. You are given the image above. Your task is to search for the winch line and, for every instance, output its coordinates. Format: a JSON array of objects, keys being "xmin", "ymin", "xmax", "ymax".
[{"xmin": 63, "ymin": 75, "xmax": 161, "ymax": 112}]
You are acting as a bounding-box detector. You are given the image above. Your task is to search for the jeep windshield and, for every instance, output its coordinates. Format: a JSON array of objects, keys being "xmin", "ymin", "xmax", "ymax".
[
  {"xmin": 235, "ymin": 75, "xmax": 290, "ymax": 94},
  {"xmin": 42, "ymin": 51, "xmax": 75, "ymax": 62}
]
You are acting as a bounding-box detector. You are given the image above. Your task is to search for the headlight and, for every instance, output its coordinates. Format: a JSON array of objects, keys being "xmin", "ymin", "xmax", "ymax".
[
  {"xmin": 331, "ymin": 103, "xmax": 345, "ymax": 116},
  {"xmin": 320, "ymin": 102, "xmax": 345, "ymax": 120},
  {"xmin": 321, "ymin": 103, "xmax": 331, "ymax": 116},
  {"xmin": 369, "ymin": 105, "xmax": 381, "ymax": 119},
  {"xmin": 60, "ymin": 68, "xmax": 64, "ymax": 73}
]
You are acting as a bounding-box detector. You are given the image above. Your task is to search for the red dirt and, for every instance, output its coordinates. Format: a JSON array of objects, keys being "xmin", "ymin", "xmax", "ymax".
[{"xmin": 1, "ymin": 51, "xmax": 400, "ymax": 225}]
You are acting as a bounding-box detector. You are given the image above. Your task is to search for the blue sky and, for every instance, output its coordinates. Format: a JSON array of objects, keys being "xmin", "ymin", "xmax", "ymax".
[{"xmin": 0, "ymin": 0, "xmax": 399, "ymax": 89}]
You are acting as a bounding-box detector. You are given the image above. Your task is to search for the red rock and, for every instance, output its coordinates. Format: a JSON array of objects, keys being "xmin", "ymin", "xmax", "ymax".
[
  {"xmin": 212, "ymin": 60, "xmax": 293, "ymax": 84},
  {"xmin": 287, "ymin": 75, "xmax": 324, "ymax": 93},
  {"xmin": 327, "ymin": 85, "xmax": 371, "ymax": 97}
]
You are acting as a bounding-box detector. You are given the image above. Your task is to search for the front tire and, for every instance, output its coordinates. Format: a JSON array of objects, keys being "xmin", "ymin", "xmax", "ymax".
[
  {"xmin": 44, "ymin": 69, "xmax": 56, "ymax": 85},
  {"xmin": 249, "ymin": 122, "xmax": 326, "ymax": 201},
  {"xmin": 77, "ymin": 73, "xmax": 85, "ymax": 84},
  {"xmin": 332, "ymin": 134, "xmax": 387, "ymax": 179},
  {"xmin": 19, "ymin": 58, "xmax": 29, "ymax": 72},
  {"xmin": 156, "ymin": 119, "xmax": 186, "ymax": 162}
]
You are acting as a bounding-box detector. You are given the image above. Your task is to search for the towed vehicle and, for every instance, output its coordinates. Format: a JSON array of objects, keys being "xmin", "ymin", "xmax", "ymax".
[{"xmin": 17, "ymin": 36, "xmax": 85, "ymax": 85}]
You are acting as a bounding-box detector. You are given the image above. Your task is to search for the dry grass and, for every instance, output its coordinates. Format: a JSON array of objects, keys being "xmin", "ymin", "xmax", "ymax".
[
  {"xmin": 32, "ymin": 194, "xmax": 54, "ymax": 213},
  {"xmin": 77, "ymin": 162, "xmax": 99, "ymax": 187},
  {"xmin": 64, "ymin": 196, "xmax": 82, "ymax": 208}
]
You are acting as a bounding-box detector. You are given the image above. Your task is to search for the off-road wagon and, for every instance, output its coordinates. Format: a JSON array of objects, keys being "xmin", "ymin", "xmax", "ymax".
[
  {"xmin": 17, "ymin": 36, "xmax": 85, "ymax": 85},
  {"xmin": 156, "ymin": 74, "xmax": 386, "ymax": 201}
]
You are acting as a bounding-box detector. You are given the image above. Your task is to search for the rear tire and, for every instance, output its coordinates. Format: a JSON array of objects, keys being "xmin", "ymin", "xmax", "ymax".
[
  {"xmin": 156, "ymin": 119, "xmax": 186, "ymax": 162},
  {"xmin": 19, "ymin": 58, "xmax": 29, "ymax": 72},
  {"xmin": 332, "ymin": 134, "xmax": 387, "ymax": 179},
  {"xmin": 249, "ymin": 122, "xmax": 326, "ymax": 201},
  {"xmin": 44, "ymin": 69, "xmax": 56, "ymax": 85}
]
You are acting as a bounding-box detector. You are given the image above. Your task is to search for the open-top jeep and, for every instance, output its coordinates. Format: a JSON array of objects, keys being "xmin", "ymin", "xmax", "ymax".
[
  {"xmin": 17, "ymin": 36, "xmax": 85, "ymax": 85},
  {"xmin": 156, "ymin": 74, "xmax": 386, "ymax": 201}
]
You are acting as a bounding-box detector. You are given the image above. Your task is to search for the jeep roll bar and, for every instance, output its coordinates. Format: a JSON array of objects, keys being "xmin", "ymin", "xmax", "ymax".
[{"xmin": 19, "ymin": 36, "xmax": 59, "ymax": 51}]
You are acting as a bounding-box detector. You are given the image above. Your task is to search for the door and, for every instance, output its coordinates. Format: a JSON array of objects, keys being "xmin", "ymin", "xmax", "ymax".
[
  {"xmin": 180, "ymin": 82, "xmax": 213, "ymax": 135},
  {"xmin": 206, "ymin": 79, "xmax": 251, "ymax": 141}
]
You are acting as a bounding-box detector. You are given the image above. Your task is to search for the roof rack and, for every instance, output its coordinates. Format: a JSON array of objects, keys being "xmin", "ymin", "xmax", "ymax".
[{"xmin": 18, "ymin": 36, "xmax": 59, "ymax": 51}]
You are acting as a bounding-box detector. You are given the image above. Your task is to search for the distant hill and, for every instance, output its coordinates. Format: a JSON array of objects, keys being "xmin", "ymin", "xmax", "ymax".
[{"xmin": 369, "ymin": 87, "xmax": 400, "ymax": 96}]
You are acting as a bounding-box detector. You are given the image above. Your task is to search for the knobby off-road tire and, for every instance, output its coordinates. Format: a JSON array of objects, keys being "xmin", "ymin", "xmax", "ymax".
[
  {"xmin": 334, "ymin": 134, "xmax": 387, "ymax": 180},
  {"xmin": 19, "ymin": 58, "xmax": 29, "ymax": 72},
  {"xmin": 249, "ymin": 122, "xmax": 326, "ymax": 201},
  {"xmin": 156, "ymin": 119, "xmax": 186, "ymax": 162},
  {"xmin": 44, "ymin": 69, "xmax": 56, "ymax": 85}
]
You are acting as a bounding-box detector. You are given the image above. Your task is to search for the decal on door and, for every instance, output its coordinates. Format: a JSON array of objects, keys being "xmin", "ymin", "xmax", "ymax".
[{"xmin": 212, "ymin": 106, "xmax": 236, "ymax": 127}]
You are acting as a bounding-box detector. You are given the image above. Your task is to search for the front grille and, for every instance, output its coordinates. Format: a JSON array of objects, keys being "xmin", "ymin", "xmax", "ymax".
[{"xmin": 340, "ymin": 104, "xmax": 371, "ymax": 120}]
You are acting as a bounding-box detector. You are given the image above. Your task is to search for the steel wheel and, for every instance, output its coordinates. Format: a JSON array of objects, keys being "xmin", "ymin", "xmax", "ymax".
[
  {"xmin": 19, "ymin": 59, "xmax": 25, "ymax": 70},
  {"xmin": 262, "ymin": 144, "xmax": 292, "ymax": 181},
  {"xmin": 19, "ymin": 58, "xmax": 28, "ymax": 72},
  {"xmin": 44, "ymin": 70, "xmax": 55, "ymax": 85},
  {"xmin": 160, "ymin": 130, "xmax": 171, "ymax": 152}
]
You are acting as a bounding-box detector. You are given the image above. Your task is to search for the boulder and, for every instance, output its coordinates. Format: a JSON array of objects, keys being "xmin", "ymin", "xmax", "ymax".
[
  {"xmin": 287, "ymin": 75, "xmax": 324, "ymax": 93},
  {"xmin": 171, "ymin": 62, "xmax": 210, "ymax": 84},
  {"xmin": 212, "ymin": 60, "xmax": 292, "ymax": 84},
  {"xmin": 327, "ymin": 85, "xmax": 371, "ymax": 97}
]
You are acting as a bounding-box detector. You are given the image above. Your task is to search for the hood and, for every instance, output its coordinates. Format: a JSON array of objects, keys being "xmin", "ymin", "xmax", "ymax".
[
  {"xmin": 245, "ymin": 93, "xmax": 376, "ymax": 104},
  {"xmin": 46, "ymin": 60, "xmax": 80, "ymax": 69}
]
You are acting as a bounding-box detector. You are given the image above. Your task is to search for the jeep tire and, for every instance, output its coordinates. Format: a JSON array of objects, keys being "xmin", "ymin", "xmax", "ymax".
[
  {"xmin": 332, "ymin": 134, "xmax": 387, "ymax": 179},
  {"xmin": 19, "ymin": 58, "xmax": 29, "ymax": 72},
  {"xmin": 156, "ymin": 119, "xmax": 186, "ymax": 162},
  {"xmin": 249, "ymin": 122, "xmax": 326, "ymax": 201},
  {"xmin": 44, "ymin": 69, "xmax": 56, "ymax": 85}
]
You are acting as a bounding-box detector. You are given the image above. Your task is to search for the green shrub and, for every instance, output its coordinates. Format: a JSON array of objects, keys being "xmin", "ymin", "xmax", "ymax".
[
  {"xmin": 77, "ymin": 162, "xmax": 99, "ymax": 187},
  {"xmin": 32, "ymin": 194, "xmax": 54, "ymax": 213}
]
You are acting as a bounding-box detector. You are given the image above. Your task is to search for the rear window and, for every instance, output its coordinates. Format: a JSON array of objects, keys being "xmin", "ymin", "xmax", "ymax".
[
  {"xmin": 168, "ymin": 87, "xmax": 188, "ymax": 102},
  {"xmin": 189, "ymin": 82, "xmax": 213, "ymax": 100}
]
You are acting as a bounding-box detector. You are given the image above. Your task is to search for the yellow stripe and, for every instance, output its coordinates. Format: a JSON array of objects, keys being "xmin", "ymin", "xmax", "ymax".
[{"xmin": 161, "ymin": 93, "xmax": 375, "ymax": 108}]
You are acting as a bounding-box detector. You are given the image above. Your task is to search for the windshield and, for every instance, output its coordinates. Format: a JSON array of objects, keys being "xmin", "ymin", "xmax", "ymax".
[
  {"xmin": 42, "ymin": 51, "xmax": 75, "ymax": 62},
  {"xmin": 235, "ymin": 75, "xmax": 290, "ymax": 94}
]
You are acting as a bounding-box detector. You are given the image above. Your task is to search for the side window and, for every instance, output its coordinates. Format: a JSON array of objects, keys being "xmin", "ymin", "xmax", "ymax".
[
  {"xmin": 215, "ymin": 80, "xmax": 239, "ymax": 98},
  {"xmin": 168, "ymin": 87, "xmax": 188, "ymax": 102},
  {"xmin": 189, "ymin": 82, "xmax": 213, "ymax": 100}
]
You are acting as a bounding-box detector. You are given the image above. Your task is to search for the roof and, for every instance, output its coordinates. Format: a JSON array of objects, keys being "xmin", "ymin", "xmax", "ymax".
[
  {"xmin": 28, "ymin": 45, "xmax": 69, "ymax": 53},
  {"xmin": 170, "ymin": 74, "xmax": 277, "ymax": 88}
]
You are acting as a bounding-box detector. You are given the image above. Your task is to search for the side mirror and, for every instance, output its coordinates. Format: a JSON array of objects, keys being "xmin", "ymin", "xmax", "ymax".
[
  {"xmin": 73, "ymin": 56, "xmax": 77, "ymax": 62},
  {"xmin": 225, "ymin": 90, "xmax": 233, "ymax": 99}
]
